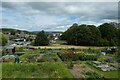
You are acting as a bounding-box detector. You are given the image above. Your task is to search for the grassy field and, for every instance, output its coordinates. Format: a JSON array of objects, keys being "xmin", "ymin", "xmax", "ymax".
[{"xmin": 2, "ymin": 62, "xmax": 74, "ymax": 78}]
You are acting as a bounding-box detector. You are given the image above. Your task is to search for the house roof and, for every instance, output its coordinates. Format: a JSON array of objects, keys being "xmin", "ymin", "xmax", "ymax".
[{"xmin": 5, "ymin": 46, "xmax": 15, "ymax": 50}]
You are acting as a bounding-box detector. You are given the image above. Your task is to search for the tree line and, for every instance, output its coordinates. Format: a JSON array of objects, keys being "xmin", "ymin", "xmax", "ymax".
[
  {"xmin": 2, "ymin": 22, "xmax": 119, "ymax": 46},
  {"xmin": 60, "ymin": 23, "xmax": 120, "ymax": 46}
]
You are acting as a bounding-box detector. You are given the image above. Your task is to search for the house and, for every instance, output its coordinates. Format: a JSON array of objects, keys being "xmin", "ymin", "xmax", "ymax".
[
  {"xmin": 7, "ymin": 40, "xmax": 15, "ymax": 46},
  {"xmin": 47, "ymin": 32, "xmax": 63, "ymax": 41},
  {"xmin": 5, "ymin": 46, "xmax": 16, "ymax": 54},
  {"xmin": 19, "ymin": 32, "xmax": 28, "ymax": 38},
  {"xmin": 12, "ymin": 38, "xmax": 31, "ymax": 46}
]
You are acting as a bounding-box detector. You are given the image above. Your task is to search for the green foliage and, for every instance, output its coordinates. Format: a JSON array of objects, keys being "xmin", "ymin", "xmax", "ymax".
[
  {"xmin": 98, "ymin": 23, "xmax": 118, "ymax": 46},
  {"xmin": 16, "ymin": 47, "xmax": 25, "ymax": 52},
  {"xmin": 60, "ymin": 23, "xmax": 78, "ymax": 42},
  {"xmin": 34, "ymin": 31, "xmax": 49, "ymax": 46},
  {"xmin": 58, "ymin": 50, "xmax": 99, "ymax": 61},
  {"xmin": 98, "ymin": 23, "xmax": 117, "ymax": 40},
  {"xmin": 10, "ymin": 30, "xmax": 16, "ymax": 35},
  {"xmin": 61, "ymin": 23, "xmax": 101, "ymax": 46},
  {"xmin": 58, "ymin": 51, "xmax": 79, "ymax": 61},
  {"xmin": 26, "ymin": 36, "xmax": 33, "ymax": 41},
  {"xmin": 19, "ymin": 49, "xmax": 61, "ymax": 63},
  {"xmin": 0, "ymin": 33, "xmax": 8, "ymax": 46},
  {"xmin": 116, "ymin": 47, "xmax": 120, "ymax": 63},
  {"xmin": 99, "ymin": 39, "xmax": 109, "ymax": 46},
  {"xmin": 67, "ymin": 61, "xmax": 74, "ymax": 69},
  {"xmin": 2, "ymin": 62, "xmax": 74, "ymax": 78},
  {"xmin": 61, "ymin": 23, "xmax": 119, "ymax": 46},
  {"xmin": 78, "ymin": 54, "xmax": 98, "ymax": 61},
  {"xmin": 85, "ymin": 72, "xmax": 102, "ymax": 79},
  {"xmin": 117, "ymin": 29, "xmax": 120, "ymax": 46}
]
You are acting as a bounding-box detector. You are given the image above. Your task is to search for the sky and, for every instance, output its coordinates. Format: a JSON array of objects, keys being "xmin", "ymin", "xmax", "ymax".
[{"xmin": 0, "ymin": 0, "xmax": 119, "ymax": 32}]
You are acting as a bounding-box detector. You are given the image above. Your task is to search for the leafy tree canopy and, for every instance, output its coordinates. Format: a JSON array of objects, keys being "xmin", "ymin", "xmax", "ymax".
[
  {"xmin": 0, "ymin": 33, "xmax": 8, "ymax": 46},
  {"xmin": 61, "ymin": 22, "xmax": 119, "ymax": 46},
  {"xmin": 61, "ymin": 23, "xmax": 101, "ymax": 46},
  {"xmin": 34, "ymin": 31, "xmax": 49, "ymax": 46}
]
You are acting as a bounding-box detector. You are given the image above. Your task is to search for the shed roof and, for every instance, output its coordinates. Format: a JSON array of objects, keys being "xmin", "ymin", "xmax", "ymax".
[{"xmin": 5, "ymin": 46, "xmax": 15, "ymax": 50}]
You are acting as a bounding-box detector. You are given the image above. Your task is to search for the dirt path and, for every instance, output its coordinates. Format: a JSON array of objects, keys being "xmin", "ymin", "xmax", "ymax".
[
  {"xmin": 70, "ymin": 64, "xmax": 86, "ymax": 78},
  {"xmin": 69, "ymin": 63, "xmax": 94, "ymax": 78},
  {"xmin": 29, "ymin": 44, "xmax": 105, "ymax": 49}
]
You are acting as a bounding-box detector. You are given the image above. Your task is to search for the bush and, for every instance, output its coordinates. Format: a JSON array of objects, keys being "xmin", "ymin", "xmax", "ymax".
[
  {"xmin": 85, "ymin": 72, "xmax": 101, "ymax": 78},
  {"xmin": 67, "ymin": 61, "xmax": 74, "ymax": 69},
  {"xmin": 99, "ymin": 39, "xmax": 109, "ymax": 46},
  {"xmin": 58, "ymin": 51, "xmax": 98, "ymax": 61},
  {"xmin": 57, "ymin": 51, "xmax": 79, "ymax": 61}
]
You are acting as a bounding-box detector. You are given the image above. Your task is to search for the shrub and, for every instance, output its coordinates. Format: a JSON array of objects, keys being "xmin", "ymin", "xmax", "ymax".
[{"xmin": 58, "ymin": 51, "xmax": 98, "ymax": 61}]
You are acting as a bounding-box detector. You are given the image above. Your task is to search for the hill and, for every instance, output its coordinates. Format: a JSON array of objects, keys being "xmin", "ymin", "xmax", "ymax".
[{"xmin": 0, "ymin": 28, "xmax": 32, "ymax": 34}]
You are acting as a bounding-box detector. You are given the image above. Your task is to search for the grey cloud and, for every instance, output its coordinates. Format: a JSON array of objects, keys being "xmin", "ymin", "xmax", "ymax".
[
  {"xmin": 1, "ymin": 2, "xmax": 118, "ymax": 31},
  {"xmin": 2, "ymin": 2, "xmax": 118, "ymax": 19}
]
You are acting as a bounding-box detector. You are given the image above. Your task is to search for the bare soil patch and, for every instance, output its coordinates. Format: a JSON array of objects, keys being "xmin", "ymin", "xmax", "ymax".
[
  {"xmin": 30, "ymin": 44, "xmax": 105, "ymax": 49},
  {"xmin": 69, "ymin": 63, "xmax": 94, "ymax": 78}
]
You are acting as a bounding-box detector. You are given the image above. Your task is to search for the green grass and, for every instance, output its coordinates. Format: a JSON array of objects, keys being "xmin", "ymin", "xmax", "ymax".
[
  {"xmin": 102, "ymin": 70, "xmax": 119, "ymax": 78},
  {"xmin": 0, "ymin": 63, "xmax": 2, "ymax": 78},
  {"xmin": 2, "ymin": 62, "xmax": 74, "ymax": 78},
  {"xmin": 16, "ymin": 47, "xmax": 25, "ymax": 52}
]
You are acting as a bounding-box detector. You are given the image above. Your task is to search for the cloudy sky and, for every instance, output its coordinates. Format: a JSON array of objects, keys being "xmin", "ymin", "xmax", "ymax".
[{"xmin": 1, "ymin": 1, "xmax": 119, "ymax": 31}]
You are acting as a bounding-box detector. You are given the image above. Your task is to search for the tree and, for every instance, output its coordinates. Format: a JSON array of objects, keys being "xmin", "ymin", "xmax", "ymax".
[
  {"xmin": 76, "ymin": 24, "xmax": 92, "ymax": 45},
  {"xmin": 66, "ymin": 24, "xmax": 79, "ymax": 45},
  {"xmin": 117, "ymin": 29, "xmax": 120, "ymax": 46},
  {"xmin": 98, "ymin": 23, "xmax": 118, "ymax": 46},
  {"xmin": 60, "ymin": 23, "xmax": 78, "ymax": 41},
  {"xmin": 26, "ymin": 36, "xmax": 33, "ymax": 41},
  {"xmin": 61, "ymin": 23, "xmax": 101, "ymax": 46},
  {"xmin": 0, "ymin": 33, "xmax": 8, "ymax": 46},
  {"xmin": 34, "ymin": 31, "xmax": 49, "ymax": 46},
  {"xmin": 10, "ymin": 30, "xmax": 16, "ymax": 35},
  {"xmin": 99, "ymin": 39, "xmax": 109, "ymax": 46},
  {"xmin": 87, "ymin": 25, "xmax": 101, "ymax": 45}
]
